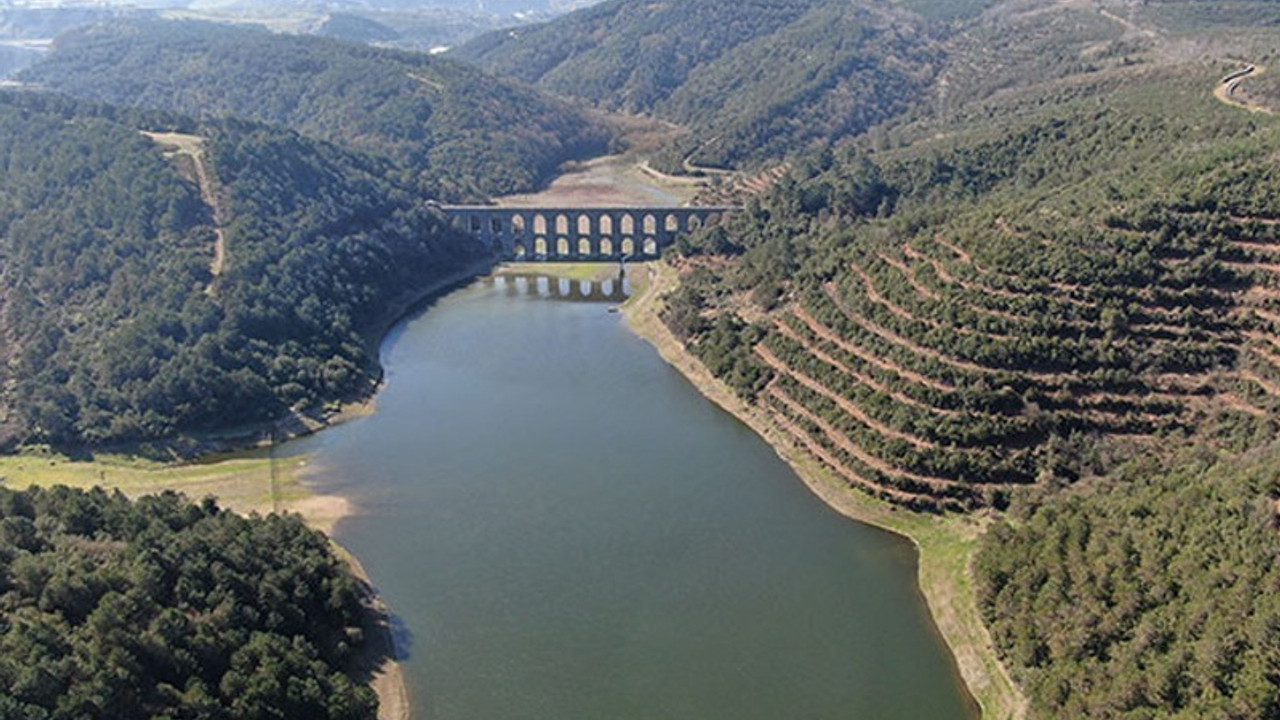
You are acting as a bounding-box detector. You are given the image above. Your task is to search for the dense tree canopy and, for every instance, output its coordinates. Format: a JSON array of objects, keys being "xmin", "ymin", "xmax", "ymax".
[
  {"xmin": 975, "ymin": 446, "xmax": 1280, "ymax": 719},
  {"xmin": 456, "ymin": 0, "xmax": 941, "ymax": 170},
  {"xmin": 663, "ymin": 20, "xmax": 1280, "ymax": 510},
  {"xmin": 21, "ymin": 19, "xmax": 608, "ymax": 200},
  {"xmin": 0, "ymin": 91, "xmax": 489, "ymax": 447},
  {"xmin": 0, "ymin": 485, "xmax": 379, "ymax": 719}
]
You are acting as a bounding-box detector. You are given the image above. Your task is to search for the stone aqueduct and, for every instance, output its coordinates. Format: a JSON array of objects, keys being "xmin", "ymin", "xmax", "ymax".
[{"xmin": 439, "ymin": 205, "xmax": 732, "ymax": 261}]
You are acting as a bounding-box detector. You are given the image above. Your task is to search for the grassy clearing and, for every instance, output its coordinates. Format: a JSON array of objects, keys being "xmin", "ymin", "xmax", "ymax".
[
  {"xmin": 0, "ymin": 447, "xmax": 348, "ymax": 533},
  {"xmin": 496, "ymin": 261, "xmax": 623, "ymax": 282},
  {"xmin": 623, "ymin": 261, "xmax": 1026, "ymax": 720}
]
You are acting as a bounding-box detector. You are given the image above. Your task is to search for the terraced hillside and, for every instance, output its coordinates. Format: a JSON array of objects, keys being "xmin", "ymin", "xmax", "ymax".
[
  {"xmin": 652, "ymin": 3, "xmax": 1280, "ymax": 716},
  {"xmin": 665, "ymin": 60, "xmax": 1280, "ymax": 512}
]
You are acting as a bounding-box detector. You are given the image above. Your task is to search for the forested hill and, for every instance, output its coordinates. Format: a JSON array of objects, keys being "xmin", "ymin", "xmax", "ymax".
[
  {"xmin": 0, "ymin": 91, "xmax": 488, "ymax": 448},
  {"xmin": 0, "ymin": 485, "xmax": 383, "ymax": 719},
  {"xmin": 655, "ymin": 0, "xmax": 1280, "ymax": 714},
  {"xmin": 665, "ymin": 31, "xmax": 1280, "ymax": 515},
  {"xmin": 454, "ymin": 0, "xmax": 946, "ymax": 171},
  {"xmin": 20, "ymin": 19, "xmax": 608, "ymax": 200}
]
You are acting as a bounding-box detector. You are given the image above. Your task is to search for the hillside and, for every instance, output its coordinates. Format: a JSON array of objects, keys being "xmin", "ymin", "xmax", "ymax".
[
  {"xmin": 0, "ymin": 485, "xmax": 384, "ymax": 719},
  {"xmin": 20, "ymin": 19, "xmax": 607, "ymax": 200},
  {"xmin": 0, "ymin": 91, "xmax": 488, "ymax": 448},
  {"xmin": 664, "ymin": 0, "xmax": 1280, "ymax": 505},
  {"xmin": 455, "ymin": 0, "xmax": 946, "ymax": 170},
  {"xmin": 654, "ymin": 0, "xmax": 1280, "ymax": 714},
  {"xmin": 670, "ymin": 72, "xmax": 1280, "ymax": 511},
  {"xmin": 975, "ymin": 444, "xmax": 1280, "ymax": 718}
]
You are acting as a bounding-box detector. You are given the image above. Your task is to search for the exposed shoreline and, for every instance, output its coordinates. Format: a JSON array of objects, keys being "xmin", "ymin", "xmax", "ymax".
[
  {"xmin": 3, "ymin": 255, "xmax": 1020, "ymax": 720},
  {"xmin": 305, "ymin": 256, "xmax": 507, "ymax": 720},
  {"xmin": 620, "ymin": 261, "xmax": 1028, "ymax": 720},
  {"xmin": 0, "ymin": 258, "xmax": 502, "ymax": 720}
]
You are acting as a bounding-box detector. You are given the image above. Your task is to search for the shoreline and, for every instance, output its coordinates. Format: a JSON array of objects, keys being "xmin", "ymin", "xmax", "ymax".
[
  {"xmin": 302, "ymin": 256, "xmax": 506, "ymax": 720},
  {"xmin": 4, "ymin": 256, "xmax": 1019, "ymax": 720},
  {"xmin": 621, "ymin": 261, "xmax": 1027, "ymax": 720},
  {"xmin": 0, "ymin": 257, "xmax": 584, "ymax": 720},
  {"xmin": 0, "ymin": 450, "xmax": 411, "ymax": 720}
]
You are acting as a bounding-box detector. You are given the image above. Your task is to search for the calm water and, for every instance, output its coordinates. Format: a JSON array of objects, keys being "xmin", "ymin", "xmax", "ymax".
[{"xmin": 290, "ymin": 273, "xmax": 976, "ymax": 720}]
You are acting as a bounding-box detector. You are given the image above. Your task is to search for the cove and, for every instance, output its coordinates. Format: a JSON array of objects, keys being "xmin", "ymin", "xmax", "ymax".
[{"xmin": 287, "ymin": 271, "xmax": 977, "ymax": 720}]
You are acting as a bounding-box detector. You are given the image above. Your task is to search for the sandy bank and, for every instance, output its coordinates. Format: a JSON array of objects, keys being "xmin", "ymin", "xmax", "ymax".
[
  {"xmin": 621, "ymin": 261, "xmax": 1027, "ymax": 720},
  {"xmin": 495, "ymin": 154, "xmax": 704, "ymax": 207}
]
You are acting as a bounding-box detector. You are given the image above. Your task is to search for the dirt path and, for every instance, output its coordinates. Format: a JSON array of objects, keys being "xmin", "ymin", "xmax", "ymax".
[
  {"xmin": 763, "ymin": 387, "xmax": 928, "ymax": 504},
  {"xmin": 1240, "ymin": 367, "xmax": 1280, "ymax": 398},
  {"xmin": 824, "ymin": 281, "xmax": 1003, "ymax": 378},
  {"xmin": 756, "ymin": 344, "xmax": 939, "ymax": 449},
  {"xmin": 793, "ymin": 305, "xmax": 956, "ymax": 392},
  {"xmin": 1214, "ymin": 62, "xmax": 1272, "ymax": 114},
  {"xmin": 143, "ymin": 132, "xmax": 227, "ymax": 291},
  {"xmin": 879, "ymin": 252, "xmax": 940, "ymax": 301},
  {"xmin": 853, "ymin": 261, "xmax": 1015, "ymax": 340},
  {"xmin": 767, "ymin": 383, "xmax": 971, "ymax": 493},
  {"xmin": 1096, "ymin": 5, "xmax": 1159, "ymax": 40},
  {"xmin": 774, "ymin": 319, "xmax": 961, "ymax": 416}
]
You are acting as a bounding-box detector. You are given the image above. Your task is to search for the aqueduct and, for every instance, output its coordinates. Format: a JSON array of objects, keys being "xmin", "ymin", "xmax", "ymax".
[{"xmin": 439, "ymin": 205, "xmax": 732, "ymax": 261}]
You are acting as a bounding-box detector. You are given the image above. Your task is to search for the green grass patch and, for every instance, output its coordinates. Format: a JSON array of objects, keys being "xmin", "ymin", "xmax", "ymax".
[
  {"xmin": 0, "ymin": 447, "xmax": 311, "ymax": 518},
  {"xmin": 496, "ymin": 261, "xmax": 624, "ymax": 282}
]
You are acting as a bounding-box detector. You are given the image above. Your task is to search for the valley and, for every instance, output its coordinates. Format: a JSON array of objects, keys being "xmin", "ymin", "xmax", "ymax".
[{"xmin": 3, "ymin": 0, "xmax": 1280, "ymax": 718}]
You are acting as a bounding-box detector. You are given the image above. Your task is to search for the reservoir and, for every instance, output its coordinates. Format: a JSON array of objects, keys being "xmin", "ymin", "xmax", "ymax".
[{"xmin": 291, "ymin": 271, "xmax": 976, "ymax": 719}]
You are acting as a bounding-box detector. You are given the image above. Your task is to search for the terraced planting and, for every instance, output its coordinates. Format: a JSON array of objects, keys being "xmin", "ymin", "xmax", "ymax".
[{"xmin": 666, "ymin": 71, "xmax": 1280, "ymax": 513}]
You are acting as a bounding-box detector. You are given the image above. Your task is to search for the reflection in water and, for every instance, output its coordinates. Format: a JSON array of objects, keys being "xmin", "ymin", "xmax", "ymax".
[
  {"xmin": 292, "ymin": 277, "xmax": 976, "ymax": 720},
  {"xmin": 487, "ymin": 273, "xmax": 631, "ymax": 303}
]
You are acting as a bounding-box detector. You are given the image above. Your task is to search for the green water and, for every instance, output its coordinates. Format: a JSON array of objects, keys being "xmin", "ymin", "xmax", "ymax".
[{"xmin": 291, "ymin": 273, "xmax": 977, "ymax": 720}]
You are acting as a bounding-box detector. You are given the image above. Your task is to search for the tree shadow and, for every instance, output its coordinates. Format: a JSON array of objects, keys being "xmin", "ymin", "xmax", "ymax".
[{"xmin": 347, "ymin": 578, "xmax": 415, "ymax": 689}]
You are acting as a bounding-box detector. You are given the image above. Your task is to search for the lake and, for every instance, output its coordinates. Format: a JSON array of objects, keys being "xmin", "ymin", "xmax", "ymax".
[{"xmin": 290, "ymin": 271, "xmax": 976, "ymax": 719}]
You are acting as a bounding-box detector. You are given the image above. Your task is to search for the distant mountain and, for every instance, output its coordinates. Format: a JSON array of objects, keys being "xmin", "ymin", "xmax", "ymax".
[
  {"xmin": 314, "ymin": 12, "xmax": 401, "ymax": 43},
  {"xmin": 0, "ymin": 42, "xmax": 43, "ymax": 78},
  {"xmin": 185, "ymin": 0, "xmax": 600, "ymax": 14},
  {"xmin": 455, "ymin": 0, "xmax": 945, "ymax": 170},
  {"xmin": 21, "ymin": 19, "xmax": 608, "ymax": 199},
  {"xmin": 0, "ymin": 5, "xmax": 147, "ymax": 39}
]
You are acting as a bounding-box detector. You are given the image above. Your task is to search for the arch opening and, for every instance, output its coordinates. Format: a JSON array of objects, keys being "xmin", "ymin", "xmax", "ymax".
[{"xmin": 643, "ymin": 214, "xmax": 657, "ymax": 235}]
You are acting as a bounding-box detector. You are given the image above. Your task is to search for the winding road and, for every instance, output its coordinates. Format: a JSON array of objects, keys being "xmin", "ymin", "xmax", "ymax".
[{"xmin": 1214, "ymin": 62, "xmax": 1272, "ymax": 114}]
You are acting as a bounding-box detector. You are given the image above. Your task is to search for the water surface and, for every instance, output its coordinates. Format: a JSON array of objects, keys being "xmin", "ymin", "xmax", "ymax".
[{"xmin": 292, "ymin": 274, "xmax": 976, "ymax": 720}]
